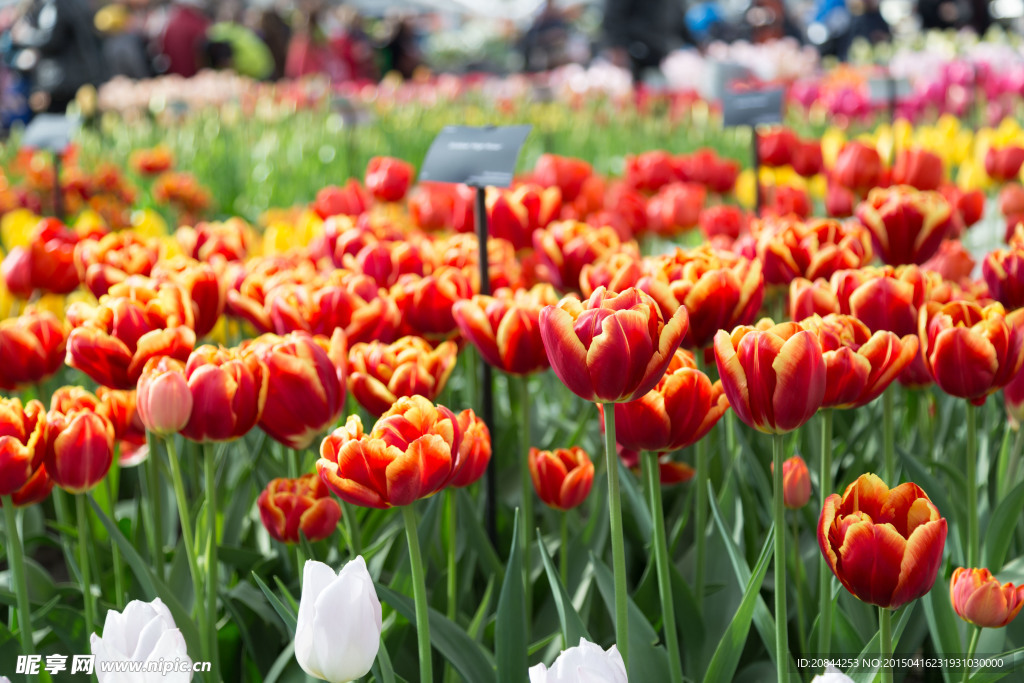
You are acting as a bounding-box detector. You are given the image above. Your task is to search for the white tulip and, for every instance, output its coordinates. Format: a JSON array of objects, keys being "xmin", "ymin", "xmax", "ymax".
[
  {"xmin": 811, "ymin": 666, "xmax": 855, "ymax": 683},
  {"xmin": 89, "ymin": 597, "xmax": 192, "ymax": 683},
  {"xmin": 529, "ymin": 638, "xmax": 628, "ymax": 683},
  {"xmin": 295, "ymin": 557, "xmax": 382, "ymax": 683}
]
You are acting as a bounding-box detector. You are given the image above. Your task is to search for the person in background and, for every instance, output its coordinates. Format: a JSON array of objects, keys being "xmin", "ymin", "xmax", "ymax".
[
  {"xmin": 331, "ymin": 6, "xmax": 376, "ymax": 83},
  {"xmin": 9, "ymin": 0, "xmax": 108, "ymax": 113},
  {"xmin": 840, "ymin": 0, "xmax": 891, "ymax": 58},
  {"xmin": 601, "ymin": 0, "xmax": 683, "ymax": 82},
  {"xmin": 286, "ymin": 2, "xmax": 347, "ymax": 81},
  {"xmin": 95, "ymin": 0, "xmax": 153, "ymax": 79},
  {"xmin": 379, "ymin": 14, "xmax": 421, "ymax": 80},
  {"xmin": 257, "ymin": 5, "xmax": 291, "ymax": 81},
  {"xmin": 205, "ymin": 1, "xmax": 274, "ymax": 80},
  {"xmin": 522, "ymin": 0, "xmax": 570, "ymax": 72},
  {"xmin": 160, "ymin": 0, "xmax": 210, "ymax": 77}
]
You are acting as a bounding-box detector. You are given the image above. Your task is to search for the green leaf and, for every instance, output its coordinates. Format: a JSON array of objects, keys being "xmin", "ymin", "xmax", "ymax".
[
  {"xmin": 923, "ymin": 577, "xmax": 961, "ymax": 683},
  {"xmin": 847, "ymin": 603, "xmax": 917, "ymax": 683},
  {"xmin": 983, "ymin": 479, "xmax": 1024, "ymax": 572},
  {"xmin": 468, "ymin": 577, "xmax": 496, "ymax": 642},
  {"xmin": 456, "ymin": 485, "xmax": 505, "ymax": 583},
  {"xmin": 376, "ymin": 583, "xmax": 497, "ymax": 683},
  {"xmin": 496, "ymin": 509, "xmax": 527, "ymax": 683},
  {"xmin": 616, "ymin": 459, "xmax": 652, "ymax": 547},
  {"xmin": 251, "ymin": 572, "xmax": 298, "ymax": 635},
  {"xmin": 702, "ymin": 522, "xmax": 774, "ymax": 683},
  {"xmin": 536, "ymin": 528, "xmax": 590, "ymax": 647},
  {"xmin": 967, "ymin": 644, "xmax": 1024, "ymax": 682}
]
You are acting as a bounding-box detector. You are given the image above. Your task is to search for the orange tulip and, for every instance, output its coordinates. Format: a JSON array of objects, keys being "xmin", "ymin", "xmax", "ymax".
[
  {"xmin": 950, "ymin": 567, "xmax": 1024, "ymax": 628},
  {"xmin": 539, "ymin": 286, "xmax": 688, "ymax": 403},
  {"xmin": 243, "ymin": 330, "xmax": 346, "ymax": 449},
  {"xmin": 136, "ymin": 357, "xmax": 194, "ymax": 436},
  {"xmin": 65, "ymin": 277, "xmax": 196, "ymax": 389},
  {"xmin": 452, "ymin": 284, "xmax": 558, "ymax": 376},
  {"xmin": 754, "ymin": 217, "xmax": 872, "ymax": 285},
  {"xmin": 151, "ymin": 256, "xmax": 226, "ymax": 338},
  {"xmin": 533, "ymin": 221, "xmax": 637, "ymax": 292},
  {"xmin": 1, "ymin": 218, "xmax": 81, "ymax": 297},
  {"xmin": 318, "ymin": 395, "xmax": 463, "ymax": 509},
  {"xmin": 919, "ymin": 301, "xmax": 1024, "ymax": 403},
  {"xmin": 450, "ymin": 409, "xmax": 491, "ymax": 488},
  {"xmin": 618, "ymin": 446, "xmax": 695, "ymax": 485},
  {"xmin": 0, "ymin": 398, "xmax": 47, "ymax": 496},
  {"xmin": 176, "ymin": 218, "xmax": 256, "ymax": 264},
  {"xmin": 257, "ymin": 473, "xmax": 342, "ymax": 544},
  {"xmin": 179, "ymin": 345, "xmax": 269, "ymax": 442},
  {"xmin": 391, "ymin": 266, "xmax": 474, "ymax": 339},
  {"xmin": 0, "ymin": 309, "xmax": 67, "ymax": 391},
  {"xmin": 800, "ymin": 314, "xmax": 918, "ymax": 409},
  {"xmin": 348, "ymin": 335, "xmax": 456, "ymax": 417},
  {"xmin": 856, "ymin": 186, "xmax": 952, "ymax": 265},
  {"xmin": 74, "ymin": 231, "xmax": 160, "ymax": 297},
  {"xmin": 43, "ymin": 408, "xmax": 115, "ymax": 493},
  {"xmin": 0, "ymin": 462, "xmax": 54, "ymax": 508},
  {"xmin": 528, "ymin": 446, "xmax": 594, "ymax": 510},
  {"xmin": 789, "ymin": 277, "xmax": 840, "ymax": 322},
  {"xmin": 818, "ymin": 473, "xmax": 947, "ymax": 608},
  {"xmin": 714, "ymin": 320, "xmax": 826, "ymax": 433},
  {"xmin": 611, "ymin": 348, "xmax": 728, "ymax": 453},
  {"xmin": 771, "ymin": 455, "xmax": 811, "ymax": 509}
]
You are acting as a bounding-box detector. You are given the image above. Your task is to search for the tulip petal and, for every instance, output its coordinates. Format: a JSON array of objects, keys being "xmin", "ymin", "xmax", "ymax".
[
  {"xmin": 891, "ymin": 518, "xmax": 947, "ymax": 608},
  {"xmin": 836, "ymin": 520, "xmax": 906, "ymax": 607},
  {"xmin": 540, "ymin": 305, "xmax": 594, "ymax": 401},
  {"xmin": 772, "ymin": 330, "xmax": 826, "ymax": 432}
]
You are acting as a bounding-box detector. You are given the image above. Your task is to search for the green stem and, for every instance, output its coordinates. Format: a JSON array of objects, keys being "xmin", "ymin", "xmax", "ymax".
[
  {"xmin": 962, "ymin": 626, "xmax": 982, "ymax": 683},
  {"xmin": 643, "ymin": 452, "xmax": 684, "ymax": 683},
  {"xmin": 342, "ymin": 501, "xmax": 361, "ymax": 555},
  {"xmin": 559, "ymin": 513, "xmax": 569, "ymax": 587},
  {"xmin": 75, "ymin": 494, "xmax": 94, "ymax": 638},
  {"xmin": 446, "ymin": 488, "xmax": 457, "ymax": 622},
  {"xmin": 602, "ymin": 403, "xmax": 629, "ymax": 669},
  {"xmin": 966, "ymin": 402, "xmax": 979, "ymax": 568},
  {"xmin": 2, "ymin": 496, "xmax": 34, "ymax": 658},
  {"xmin": 791, "ymin": 518, "xmax": 807, "ymax": 658},
  {"xmin": 1005, "ymin": 426, "xmax": 1024, "ymax": 498},
  {"xmin": 878, "ymin": 606, "xmax": 894, "ymax": 683},
  {"xmin": 403, "ymin": 505, "xmax": 434, "ymax": 683},
  {"xmin": 105, "ymin": 476, "xmax": 125, "ymax": 608},
  {"xmin": 144, "ymin": 431, "xmax": 165, "ymax": 580},
  {"xmin": 694, "ymin": 434, "xmax": 708, "ymax": 610},
  {"xmin": 519, "ymin": 375, "xmax": 533, "ymax": 628},
  {"xmin": 165, "ymin": 437, "xmax": 207, "ymax": 661},
  {"xmin": 772, "ymin": 433, "xmax": 790, "ymax": 683},
  {"xmin": 818, "ymin": 410, "xmax": 833, "ymax": 658},
  {"xmin": 204, "ymin": 444, "xmax": 221, "ymax": 683},
  {"xmin": 883, "ymin": 390, "xmax": 895, "ymax": 484}
]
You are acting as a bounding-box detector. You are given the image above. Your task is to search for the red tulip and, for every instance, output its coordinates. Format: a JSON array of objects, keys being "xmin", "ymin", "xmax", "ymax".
[
  {"xmin": 856, "ymin": 186, "xmax": 952, "ymax": 265},
  {"xmin": 95, "ymin": 387, "xmax": 146, "ymax": 454},
  {"xmin": 611, "ymin": 348, "xmax": 728, "ymax": 453},
  {"xmin": 771, "ymin": 455, "xmax": 811, "ymax": 509},
  {"xmin": 74, "ymin": 231, "xmax": 160, "ymax": 298},
  {"xmin": 310, "ymin": 273, "xmax": 402, "ymax": 344},
  {"xmin": 317, "ymin": 395, "xmax": 463, "ymax": 509},
  {"xmin": 699, "ymin": 205, "xmax": 747, "ymax": 243},
  {"xmin": 343, "ymin": 239, "xmax": 432, "ymax": 289},
  {"xmin": 452, "ymin": 284, "xmax": 558, "ymax": 376},
  {"xmin": 764, "ymin": 185, "xmax": 811, "ymax": 220},
  {"xmin": 365, "ymin": 156, "xmax": 414, "ymax": 203},
  {"xmin": 818, "ymin": 473, "xmax": 947, "ymax": 608},
  {"xmin": 791, "ymin": 139, "xmax": 824, "ymax": 178},
  {"xmin": 625, "ymin": 150, "xmax": 677, "ymax": 193},
  {"xmin": 151, "ymin": 256, "xmax": 226, "ymax": 338},
  {"xmin": 645, "ymin": 183, "xmax": 706, "ymax": 236},
  {"xmin": 44, "ymin": 409, "xmax": 114, "ymax": 493},
  {"xmin": 176, "ymin": 218, "xmax": 256, "ymax": 264},
  {"xmin": 758, "ymin": 128, "xmax": 798, "ymax": 167},
  {"xmin": 2, "ymin": 218, "xmax": 82, "ymax": 297},
  {"xmin": 485, "ymin": 189, "xmax": 531, "ymax": 250},
  {"xmin": 528, "ymin": 446, "xmax": 594, "ymax": 510},
  {"xmin": 244, "ymin": 330, "xmax": 347, "ymax": 449},
  {"xmin": 450, "ymin": 409, "xmax": 491, "ymax": 488},
  {"xmin": 714, "ymin": 319, "xmax": 826, "ymax": 433},
  {"xmin": 825, "ymin": 182, "xmax": 856, "ymax": 218},
  {"xmin": 985, "ymin": 145, "xmax": 1024, "ymax": 182},
  {"xmin": 539, "ymin": 286, "xmax": 688, "ymax": 403},
  {"xmin": 179, "ymin": 344, "xmax": 269, "ymax": 442},
  {"xmin": 678, "ymin": 148, "xmax": 739, "ymax": 193},
  {"xmin": 0, "ymin": 398, "xmax": 47, "ymax": 496},
  {"xmin": 1004, "ymin": 365, "xmax": 1024, "ymax": 427},
  {"xmin": 0, "ymin": 462, "xmax": 54, "ymax": 508},
  {"xmin": 922, "ymin": 239, "xmax": 975, "ymax": 285},
  {"xmin": 919, "ymin": 301, "xmax": 1024, "ymax": 403},
  {"xmin": 754, "ymin": 217, "xmax": 873, "ymax": 285},
  {"xmin": 533, "ymin": 221, "xmax": 638, "ymax": 292},
  {"xmin": 0, "ymin": 309, "xmax": 67, "ymax": 391},
  {"xmin": 348, "ymin": 335, "xmax": 457, "ymax": 416},
  {"xmin": 950, "ymin": 567, "xmax": 1024, "ymax": 628},
  {"xmin": 618, "ymin": 446, "xmax": 695, "ymax": 485},
  {"xmin": 892, "ymin": 148, "xmax": 944, "ymax": 191},
  {"xmin": 534, "ymin": 154, "xmax": 592, "ymax": 202},
  {"xmin": 312, "ymin": 180, "xmax": 370, "ymax": 219},
  {"xmin": 136, "ymin": 357, "xmax": 193, "ymax": 435},
  {"xmin": 983, "ymin": 247, "xmax": 1024, "ymax": 311},
  {"xmin": 832, "ymin": 141, "xmax": 884, "ymax": 194},
  {"xmin": 391, "ymin": 266, "xmax": 474, "ymax": 339},
  {"xmin": 789, "ymin": 277, "xmax": 840, "ymax": 322},
  {"xmin": 257, "ymin": 473, "xmax": 342, "ymax": 544},
  {"xmin": 800, "ymin": 314, "xmax": 918, "ymax": 408}
]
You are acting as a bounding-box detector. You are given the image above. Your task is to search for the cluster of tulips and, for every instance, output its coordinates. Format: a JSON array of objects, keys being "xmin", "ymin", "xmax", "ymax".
[{"xmin": 2, "ymin": 117, "xmax": 1024, "ymax": 683}]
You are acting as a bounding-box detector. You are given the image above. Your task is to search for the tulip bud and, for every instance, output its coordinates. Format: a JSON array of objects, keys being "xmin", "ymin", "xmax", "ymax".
[
  {"xmin": 44, "ymin": 410, "xmax": 115, "ymax": 493},
  {"xmin": 529, "ymin": 638, "xmax": 627, "ymax": 683},
  {"xmin": 950, "ymin": 567, "xmax": 1024, "ymax": 628},
  {"xmin": 258, "ymin": 474, "xmax": 342, "ymax": 544},
  {"xmin": 136, "ymin": 357, "xmax": 193, "ymax": 435},
  {"xmin": 90, "ymin": 598, "xmax": 191, "ymax": 683},
  {"xmin": 528, "ymin": 446, "xmax": 594, "ymax": 511},
  {"xmin": 450, "ymin": 409, "xmax": 491, "ymax": 488},
  {"xmin": 771, "ymin": 455, "xmax": 811, "ymax": 509},
  {"xmin": 295, "ymin": 558, "xmax": 382, "ymax": 683},
  {"xmin": 0, "ymin": 397, "xmax": 47, "ymax": 496},
  {"xmin": 365, "ymin": 156, "xmax": 413, "ymax": 203}
]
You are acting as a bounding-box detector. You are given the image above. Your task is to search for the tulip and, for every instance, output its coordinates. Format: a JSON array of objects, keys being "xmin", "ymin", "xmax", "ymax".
[
  {"xmin": 1004, "ymin": 366, "xmax": 1024, "ymax": 428},
  {"xmin": 832, "ymin": 141, "xmax": 883, "ymax": 193},
  {"xmin": 918, "ymin": 301, "xmax": 1024, "ymax": 403},
  {"xmin": 450, "ymin": 409, "xmax": 491, "ymax": 488},
  {"xmin": 311, "ymin": 274, "xmax": 402, "ymax": 344},
  {"xmin": 365, "ymin": 156, "xmax": 413, "ymax": 203},
  {"xmin": 714, "ymin": 320, "xmax": 826, "ymax": 434},
  {"xmin": 74, "ymin": 231, "xmax": 160, "ymax": 298},
  {"xmin": 818, "ymin": 473, "xmax": 947, "ymax": 608},
  {"xmin": 528, "ymin": 446, "xmax": 594, "ymax": 511},
  {"xmin": 348, "ymin": 335, "xmax": 457, "ymax": 416},
  {"xmin": 645, "ymin": 183, "xmax": 705, "ymax": 236},
  {"xmin": 789, "ymin": 277, "xmax": 840, "ymax": 321},
  {"xmin": 176, "ymin": 217, "xmax": 255, "ymax": 263},
  {"xmin": 892, "ymin": 148, "xmax": 944, "ymax": 191},
  {"xmin": 179, "ymin": 344, "xmax": 269, "ymax": 442},
  {"xmin": 435, "ymin": 232, "xmax": 524, "ymax": 293},
  {"xmin": 1, "ymin": 218, "xmax": 81, "ymax": 297},
  {"xmin": 825, "ymin": 182, "xmax": 856, "ymax": 218},
  {"xmin": 985, "ymin": 145, "xmax": 1024, "ymax": 182},
  {"xmin": 96, "ymin": 387, "xmax": 147, "ymax": 456},
  {"xmin": 922, "ymin": 239, "xmax": 975, "ymax": 285},
  {"xmin": 611, "ymin": 348, "xmax": 727, "ymax": 453},
  {"xmin": 136, "ymin": 357, "xmax": 193, "ymax": 436},
  {"xmin": 678, "ymin": 148, "xmax": 739, "ymax": 193},
  {"xmin": 950, "ymin": 567, "xmax": 1024, "ymax": 628},
  {"xmin": 0, "ymin": 462, "xmax": 53, "ymax": 508},
  {"xmin": 529, "ymin": 638, "xmax": 626, "ymax": 683},
  {"xmin": 534, "ymin": 154, "xmax": 592, "ymax": 202},
  {"xmin": 539, "ymin": 286, "xmax": 688, "ymax": 403},
  {"xmin": 618, "ymin": 446, "xmax": 694, "ymax": 484},
  {"xmin": 625, "ymin": 149, "xmax": 677, "ymax": 192},
  {"xmin": 942, "ymin": 185, "xmax": 984, "ymax": 230},
  {"xmin": 245, "ymin": 330, "xmax": 347, "ymax": 449},
  {"xmin": 699, "ymin": 205, "xmax": 747, "ymax": 244},
  {"xmin": 771, "ymin": 455, "xmax": 811, "ymax": 509},
  {"xmin": 754, "ymin": 217, "xmax": 872, "ymax": 285},
  {"xmin": 257, "ymin": 473, "xmax": 342, "ymax": 544},
  {"xmin": 318, "ymin": 395, "xmax": 463, "ymax": 509},
  {"xmin": 43, "ymin": 409, "xmax": 114, "ymax": 494},
  {"xmin": 758, "ymin": 128, "xmax": 799, "ymax": 167},
  {"xmin": 799, "ymin": 314, "xmax": 918, "ymax": 409},
  {"xmin": 130, "ymin": 145, "xmax": 174, "ymax": 175},
  {"xmin": 485, "ymin": 189, "xmax": 532, "ymax": 250},
  {"xmin": 452, "ymin": 284, "xmax": 558, "ymax": 376},
  {"xmin": 0, "ymin": 309, "xmax": 67, "ymax": 390},
  {"xmin": 312, "ymin": 180, "xmax": 370, "ymax": 219},
  {"xmin": 151, "ymin": 256, "xmax": 226, "ymax": 337},
  {"xmin": 0, "ymin": 398, "xmax": 47, "ymax": 496},
  {"xmin": 295, "ymin": 557, "xmax": 382, "ymax": 683},
  {"xmin": 855, "ymin": 186, "xmax": 952, "ymax": 265},
  {"xmin": 343, "ymin": 239, "xmax": 431, "ymax": 289},
  {"xmin": 765, "ymin": 185, "xmax": 811, "ymax": 220},
  {"xmin": 791, "ymin": 139, "xmax": 824, "ymax": 177},
  {"xmin": 983, "ymin": 247, "xmax": 1024, "ymax": 311},
  {"xmin": 390, "ymin": 266, "xmax": 473, "ymax": 339},
  {"xmin": 533, "ymin": 221, "xmax": 638, "ymax": 292},
  {"xmin": 90, "ymin": 598, "xmax": 192, "ymax": 683},
  {"xmin": 578, "ymin": 253, "xmax": 643, "ymax": 299}
]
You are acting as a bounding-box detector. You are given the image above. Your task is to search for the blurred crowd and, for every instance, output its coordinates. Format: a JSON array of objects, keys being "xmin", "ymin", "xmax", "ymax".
[{"xmin": 0, "ymin": 0, "xmax": 1017, "ymax": 122}]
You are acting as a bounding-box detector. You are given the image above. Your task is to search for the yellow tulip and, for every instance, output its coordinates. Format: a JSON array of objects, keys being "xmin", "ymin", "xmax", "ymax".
[
  {"xmin": 821, "ymin": 128, "xmax": 847, "ymax": 168},
  {"xmin": 1, "ymin": 209, "xmax": 40, "ymax": 250},
  {"xmin": 736, "ymin": 169, "xmax": 757, "ymax": 209},
  {"xmin": 74, "ymin": 209, "xmax": 108, "ymax": 235},
  {"xmin": 132, "ymin": 209, "xmax": 169, "ymax": 239},
  {"xmin": 263, "ymin": 222, "xmax": 295, "ymax": 254},
  {"xmin": 957, "ymin": 158, "xmax": 991, "ymax": 192},
  {"xmin": 296, "ymin": 209, "xmax": 324, "ymax": 245},
  {"xmin": 808, "ymin": 174, "xmax": 827, "ymax": 200}
]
